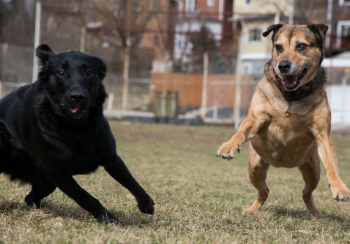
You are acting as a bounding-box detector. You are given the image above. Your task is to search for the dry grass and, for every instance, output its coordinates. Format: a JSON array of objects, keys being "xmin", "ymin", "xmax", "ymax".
[{"xmin": 0, "ymin": 120, "xmax": 350, "ymax": 243}]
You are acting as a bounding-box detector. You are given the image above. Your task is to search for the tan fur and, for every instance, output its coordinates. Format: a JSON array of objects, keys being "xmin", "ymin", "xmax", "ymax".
[{"xmin": 217, "ymin": 24, "xmax": 350, "ymax": 216}]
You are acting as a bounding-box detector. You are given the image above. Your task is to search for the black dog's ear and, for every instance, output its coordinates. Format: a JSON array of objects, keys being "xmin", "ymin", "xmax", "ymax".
[
  {"xmin": 36, "ymin": 44, "xmax": 55, "ymax": 66},
  {"xmin": 93, "ymin": 56, "xmax": 107, "ymax": 81},
  {"xmin": 307, "ymin": 23, "xmax": 328, "ymax": 41},
  {"xmin": 262, "ymin": 24, "xmax": 284, "ymax": 42}
]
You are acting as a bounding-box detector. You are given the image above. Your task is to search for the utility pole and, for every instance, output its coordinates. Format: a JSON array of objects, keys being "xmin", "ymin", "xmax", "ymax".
[
  {"xmin": 32, "ymin": 1, "xmax": 41, "ymax": 83},
  {"xmin": 80, "ymin": 24, "xmax": 86, "ymax": 53},
  {"xmin": 325, "ymin": 0, "xmax": 333, "ymax": 48},
  {"xmin": 78, "ymin": 6, "xmax": 86, "ymax": 53},
  {"xmin": 289, "ymin": 0, "xmax": 294, "ymax": 25},
  {"xmin": 201, "ymin": 52, "xmax": 209, "ymax": 120},
  {"xmin": 161, "ymin": 52, "xmax": 170, "ymax": 117}
]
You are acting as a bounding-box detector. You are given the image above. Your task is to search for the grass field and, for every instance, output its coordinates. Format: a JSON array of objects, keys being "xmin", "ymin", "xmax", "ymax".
[{"xmin": 0, "ymin": 120, "xmax": 350, "ymax": 243}]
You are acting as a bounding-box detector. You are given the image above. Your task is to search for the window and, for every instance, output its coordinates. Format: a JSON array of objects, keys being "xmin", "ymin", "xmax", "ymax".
[
  {"xmin": 244, "ymin": 0, "xmax": 251, "ymax": 6},
  {"xmin": 339, "ymin": 0, "xmax": 350, "ymax": 6},
  {"xmin": 153, "ymin": 1, "xmax": 160, "ymax": 10},
  {"xmin": 248, "ymin": 28, "xmax": 262, "ymax": 43},
  {"xmin": 336, "ymin": 21, "xmax": 350, "ymax": 49},
  {"xmin": 154, "ymin": 35, "xmax": 159, "ymax": 46},
  {"xmin": 242, "ymin": 62, "xmax": 252, "ymax": 74},
  {"xmin": 207, "ymin": 0, "xmax": 215, "ymax": 7},
  {"xmin": 343, "ymin": 25, "xmax": 350, "ymax": 37},
  {"xmin": 186, "ymin": 0, "xmax": 196, "ymax": 13}
]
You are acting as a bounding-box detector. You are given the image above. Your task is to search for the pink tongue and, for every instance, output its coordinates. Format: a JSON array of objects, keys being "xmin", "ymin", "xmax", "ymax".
[
  {"xmin": 70, "ymin": 107, "xmax": 80, "ymax": 113},
  {"xmin": 284, "ymin": 75, "xmax": 297, "ymax": 87}
]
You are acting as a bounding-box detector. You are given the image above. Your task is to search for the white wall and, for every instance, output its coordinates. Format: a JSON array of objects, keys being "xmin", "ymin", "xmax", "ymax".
[{"xmin": 326, "ymin": 84, "xmax": 350, "ymax": 126}]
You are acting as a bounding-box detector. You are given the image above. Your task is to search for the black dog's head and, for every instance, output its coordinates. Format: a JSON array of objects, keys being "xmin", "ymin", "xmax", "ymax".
[{"xmin": 36, "ymin": 44, "xmax": 107, "ymax": 120}]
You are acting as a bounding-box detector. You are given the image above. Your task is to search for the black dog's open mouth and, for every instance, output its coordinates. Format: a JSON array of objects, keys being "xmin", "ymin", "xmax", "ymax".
[
  {"xmin": 61, "ymin": 103, "xmax": 87, "ymax": 117},
  {"xmin": 69, "ymin": 107, "xmax": 86, "ymax": 114},
  {"xmin": 283, "ymin": 68, "xmax": 308, "ymax": 91}
]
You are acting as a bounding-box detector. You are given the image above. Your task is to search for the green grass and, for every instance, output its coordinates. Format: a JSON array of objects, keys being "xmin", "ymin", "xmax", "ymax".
[{"xmin": 0, "ymin": 120, "xmax": 350, "ymax": 243}]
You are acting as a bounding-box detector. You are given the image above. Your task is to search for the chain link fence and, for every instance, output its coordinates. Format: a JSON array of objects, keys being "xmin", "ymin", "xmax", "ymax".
[
  {"xmin": 0, "ymin": 43, "xmax": 34, "ymax": 97},
  {"xmin": 1, "ymin": 42, "xmax": 350, "ymax": 132},
  {"xmin": 0, "ymin": 2, "xmax": 350, "ymax": 132}
]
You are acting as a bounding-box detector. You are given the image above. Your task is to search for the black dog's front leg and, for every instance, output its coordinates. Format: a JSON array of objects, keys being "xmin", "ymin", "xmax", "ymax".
[
  {"xmin": 103, "ymin": 154, "xmax": 155, "ymax": 215},
  {"xmin": 46, "ymin": 173, "xmax": 122, "ymax": 225}
]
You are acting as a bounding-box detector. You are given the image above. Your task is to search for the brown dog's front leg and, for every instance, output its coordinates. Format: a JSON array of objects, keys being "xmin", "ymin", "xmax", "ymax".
[
  {"xmin": 311, "ymin": 128, "xmax": 350, "ymax": 201},
  {"xmin": 217, "ymin": 117, "xmax": 260, "ymax": 160}
]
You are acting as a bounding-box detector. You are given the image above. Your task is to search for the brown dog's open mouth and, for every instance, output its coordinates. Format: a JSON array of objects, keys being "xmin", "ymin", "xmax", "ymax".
[{"xmin": 283, "ymin": 68, "xmax": 308, "ymax": 91}]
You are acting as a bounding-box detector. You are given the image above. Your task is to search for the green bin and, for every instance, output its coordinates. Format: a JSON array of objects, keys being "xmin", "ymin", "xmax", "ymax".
[{"xmin": 154, "ymin": 91, "xmax": 178, "ymax": 118}]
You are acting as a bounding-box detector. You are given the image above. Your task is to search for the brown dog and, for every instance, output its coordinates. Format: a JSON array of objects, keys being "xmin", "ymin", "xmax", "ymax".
[{"xmin": 217, "ymin": 24, "xmax": 350, "ymax": 216}]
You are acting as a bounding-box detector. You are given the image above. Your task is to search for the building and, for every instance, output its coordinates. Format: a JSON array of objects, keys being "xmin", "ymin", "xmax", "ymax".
[{"xmin": 325, "ymin": 0, "xmax": 350, "ymax": 55}]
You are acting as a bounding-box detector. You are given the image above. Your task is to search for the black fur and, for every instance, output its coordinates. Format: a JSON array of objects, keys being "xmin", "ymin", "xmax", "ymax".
[{"xmin": 0, "ymin": 44, "xmax": 154, "ymax": 224}]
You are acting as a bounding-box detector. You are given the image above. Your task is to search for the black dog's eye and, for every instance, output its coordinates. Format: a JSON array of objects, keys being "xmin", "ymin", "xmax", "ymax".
[
  {"xmin": 275, "ymin": 44, "xmax": 283, "ymax": 52},
  {"xmin": 56, "ymin": 71, "xmax": 65, "ymax": 77},
  {"xmin": 297, "ymin": 43, "xmax": 308, "ymax": 50},
  {"xmin": 86, "ymin": 70, "xmax": 94, "ymax": 78}
]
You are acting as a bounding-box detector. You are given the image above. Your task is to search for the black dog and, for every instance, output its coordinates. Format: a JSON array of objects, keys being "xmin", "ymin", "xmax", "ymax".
[{"xmin": 0, "ymin": 44, "xmax": 154, "ymax": 224}]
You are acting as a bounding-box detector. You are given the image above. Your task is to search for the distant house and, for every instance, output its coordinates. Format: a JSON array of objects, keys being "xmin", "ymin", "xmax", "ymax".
[
  {"xmin": 325, "ymin": 0, "xmax": 350, "ymax": 55},
  {"xmin": 173, "ymin": 0, "xmax": 233, "ymax": 60},
  {"xmin": 230, "ymin": 0, "xmax": 289, "ymax": 79}
]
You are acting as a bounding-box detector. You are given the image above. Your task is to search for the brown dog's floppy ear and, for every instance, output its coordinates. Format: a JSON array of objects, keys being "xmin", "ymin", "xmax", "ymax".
[
  {"xmin": 262, "ymin": 24, "xmax": 284, "ymax": 43},
  {"xmin": 36, "ymin": 44, "xmax": 55, "ymax": 66},
  {"xmin": 307, "ymin": 23, "xmax": 328, "ymax": 41},
  {"xmin": 262, "ymin": 24, "xmax": 284, "ymax": 37},
  {"xmin": 92, "ymin": 56, "xmax": 107, "ymax": 81}
]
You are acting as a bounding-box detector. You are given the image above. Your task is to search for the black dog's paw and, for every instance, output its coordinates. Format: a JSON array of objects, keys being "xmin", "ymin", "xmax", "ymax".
[
  {"xmin": 138, "ymin": 197, "xmax": 155, "ymax": 215},
  {"xmin": 25, "ymin": 195, "xmax": 43, "ymax": 209},
  {"xmin": 96, "ymin": 210, "xmax": 124, "ymax": 226}
]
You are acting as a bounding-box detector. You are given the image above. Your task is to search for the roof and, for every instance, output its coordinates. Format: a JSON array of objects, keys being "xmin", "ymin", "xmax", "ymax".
[
  {"xmin": 228, "ymin": 13, "xmax": 275, "ymax": 22},
  {"xmin": 332, "ymin": 51, "xmax": 350, "ymax": 59}
]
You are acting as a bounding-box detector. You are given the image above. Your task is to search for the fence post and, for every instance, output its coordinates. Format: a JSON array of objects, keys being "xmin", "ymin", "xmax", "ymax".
[
  {"xmin": 107, "ymin": 92, "xmax": 114, "ymax": 112},
  {"xmin": 213, "ymin": 99, "xmax": 218, "ymax": 121},
  {"xmin": 161, "ymin": 52, "xmax": 170, "ymax": 117},
  {"xmin": 341, "ymin": 77, "xmax": 347, "ymax": 130},
  {"xmin": 201, "ymin": 52, "xmax": 209, "ymax": 120},
  {"xmin": 234, "ymin": 21, "xmax": 244, "ymax": 130},
  {"xmin": 1, "ymin": 43, "xmax": 8, "ymax": 98},
  {"xmin": 32, "ymin": 1, "xmax": 41, "ymax": 83},
  {"xmin": 121, "ymin": 49, "xmax": 130, "ymax": 116}
]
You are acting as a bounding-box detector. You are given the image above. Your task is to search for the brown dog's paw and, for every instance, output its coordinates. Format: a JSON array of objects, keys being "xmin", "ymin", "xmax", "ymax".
[
  {"xmin": 329, "ymin": 182, "xmax": 350, "ymax": 202},
  {"xmin": 216, "ymin": 141, "xmax": 241, "ymax": 160}
]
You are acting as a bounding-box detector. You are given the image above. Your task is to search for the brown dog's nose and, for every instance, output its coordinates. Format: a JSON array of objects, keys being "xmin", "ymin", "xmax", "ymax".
[{"xmin": 278, "ymin": 61, "xmax": 291, "ymax": 73}]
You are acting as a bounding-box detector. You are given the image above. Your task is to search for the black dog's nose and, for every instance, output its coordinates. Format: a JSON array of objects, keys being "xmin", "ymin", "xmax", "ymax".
[
  {"xmin": 69, "ymin": 91, "xmax": 85, "ymax": 104},
  {"xmin": 278, "ymin": 61, "xmax": 291, "ymax": 73}
]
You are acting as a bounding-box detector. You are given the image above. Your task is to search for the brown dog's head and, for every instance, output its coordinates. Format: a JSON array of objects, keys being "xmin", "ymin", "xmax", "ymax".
[{"xmin": 263, "ymin": 24, "xmax": 328, "ymax": 91}]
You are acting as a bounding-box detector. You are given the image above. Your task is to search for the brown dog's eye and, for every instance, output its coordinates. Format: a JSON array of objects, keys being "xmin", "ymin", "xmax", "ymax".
[
  {"xmin": 297, "ymin": 43, "xmax": 308, "ymax": 50},
  {"xmin": 56, "ymin": 71, "xmax": 65, "ymax": 77},
  {"xmin": 275, "ymin": 44, "xmax": 283, "ymax": 52},
  {"xmin": 86, "ymin": 71, "xmax": 93, "ymax": 78}
]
